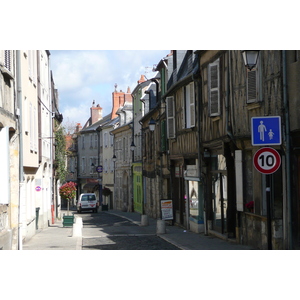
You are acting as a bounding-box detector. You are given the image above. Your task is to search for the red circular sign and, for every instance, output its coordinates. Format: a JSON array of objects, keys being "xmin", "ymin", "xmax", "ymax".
[
  {"xmin": 35, "ymin": 186, "xmax": 42, "ymax": 192},
  {"xmin": 253, "ymin": 147, "xmax": 281, "ymax": 174}
]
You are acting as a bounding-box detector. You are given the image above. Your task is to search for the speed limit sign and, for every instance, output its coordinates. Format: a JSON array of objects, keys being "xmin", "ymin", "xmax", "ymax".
[{"xmin": 253, "ymin": 147, "xmax": 281, "ymax": 174}]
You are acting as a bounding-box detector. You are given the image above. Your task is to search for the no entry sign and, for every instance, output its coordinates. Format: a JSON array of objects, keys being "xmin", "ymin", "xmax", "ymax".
[{"xmin": 253, "ymin": 147, "xmax": 281, "ymax": 174}]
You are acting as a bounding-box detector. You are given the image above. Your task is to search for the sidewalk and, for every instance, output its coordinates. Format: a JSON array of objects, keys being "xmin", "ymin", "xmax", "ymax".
[
  {"xmin": 23, "ymin": 209, "xmax": 254, "ymax": 250},
  {"xmin": 107, "ymin": 210, "xmax": 254, "ymax": 250},
  {"xmin": 22, "ymin": 211, "xmax": 82, "ymax": 250}
]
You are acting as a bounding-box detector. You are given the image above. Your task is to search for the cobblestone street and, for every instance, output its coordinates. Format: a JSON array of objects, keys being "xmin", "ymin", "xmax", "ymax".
[{"xmin": 79, "ymin": 212, "xmax": 179, "ymax": 250}]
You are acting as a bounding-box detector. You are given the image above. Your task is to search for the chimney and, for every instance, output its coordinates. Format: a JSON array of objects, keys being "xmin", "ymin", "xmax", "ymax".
[
  {"xmin": 124, "ymin": 86, "xmax": 132, "ymax": 103},
  {"xmin": 75, "ymin": 123, "xmax": 82, "ymax": 133},
  {"xmin": 90, "ymin": 103, "xmax": 103, "ymax": 124},
  {"xmin": 138, "ymin": 75, "xmax": 146, "ymax": 84},
  {"xmin": 111, "ymin": 85, "xmax": 125, "ymax": 119}
]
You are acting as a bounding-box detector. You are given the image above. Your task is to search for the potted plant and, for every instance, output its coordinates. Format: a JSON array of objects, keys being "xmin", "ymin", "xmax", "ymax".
[
  {"xmin": 245, "ymin": 200, "xmax": 254, "ymax": 213},
  {"xmin": 59, "ymin": 181, "xmax": 77, "ymax": 226}
]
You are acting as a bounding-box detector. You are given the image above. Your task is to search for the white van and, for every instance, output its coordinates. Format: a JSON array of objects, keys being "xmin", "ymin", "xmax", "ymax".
[{"xmin": 76, "ymin": 193, "xmax": 99, "ymax": 213}]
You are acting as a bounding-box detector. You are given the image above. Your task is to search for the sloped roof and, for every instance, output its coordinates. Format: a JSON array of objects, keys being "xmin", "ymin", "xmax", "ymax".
[{"xmin": 80, "ymin": 113, "xmax": 112, "ymax": 133}]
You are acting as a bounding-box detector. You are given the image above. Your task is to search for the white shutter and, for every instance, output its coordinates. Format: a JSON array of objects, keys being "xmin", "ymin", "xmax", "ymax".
[
  {"xmin": 208, "ymin": 59, "xmax": 220, "ymax": 116},
  {"xmin": 34, "ymin": 106, "xmax": 37, "ymax": 151},
  {"xmin": 166, "ymin": 96, "xmax": 175, "ymax": 139},
  {"xmin": 189, "ymin": 82, "xmax": 195, "ymax": 127},
  {"xmin": 30, "ymin": 103, "xmax": 33, "ymax": 150}
]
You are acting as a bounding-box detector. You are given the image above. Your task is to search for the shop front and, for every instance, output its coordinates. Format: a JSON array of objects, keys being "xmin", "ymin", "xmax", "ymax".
[{"xmin": 184, "ymin": 162, "xmax": 204, "ymax": 233}]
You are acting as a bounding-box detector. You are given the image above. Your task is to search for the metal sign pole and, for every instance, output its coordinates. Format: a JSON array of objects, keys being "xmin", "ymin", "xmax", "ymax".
[{"xmin": 266, "ymin": 174, "xmax": 272, "ymax": 250}]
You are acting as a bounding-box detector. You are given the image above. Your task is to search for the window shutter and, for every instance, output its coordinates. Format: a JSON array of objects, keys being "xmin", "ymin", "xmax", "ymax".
[
  {"xmin": 34, "ymin": 106, "xmax": 37, "ymax": 151},
  {"xmin": 30, "ymin": 103, "xmax": 33, "ymax": 150},
  {"xmin": 4, "ymin": 50, "xmax": 11, "ymax": 71},
  {"xmin": 247, "ymin": 69, "xmax": 257, "ymax": 103},
  {"xmin": 189, "ymin": 82, "xmax": 195, "ymax": 127},
  {"xmin": 208, "ymin": 60, "xmax": 220, "ymax": 116},
  {"xmin": 166, "ymin": 96, "xmax": 175, "ymax": 139}
]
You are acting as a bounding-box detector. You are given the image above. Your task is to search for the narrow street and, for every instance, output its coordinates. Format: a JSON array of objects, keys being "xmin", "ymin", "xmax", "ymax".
[{"xmin": 77, "ymin": 212, "xmax": 180, "ymax": 250}]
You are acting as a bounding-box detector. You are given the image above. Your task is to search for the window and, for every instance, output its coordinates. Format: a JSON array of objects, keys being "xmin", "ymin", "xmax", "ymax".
[
  {"xmin": 90, "ymin": 158, "xmax": 94, "ymax": 174},
  {"xmin": 95, "ymin": 134, "xmax": 98, "ymax": 148},
  {"xmin": 90, "ymin": 134, "xmax": 93, "ymax": 148},
  {"xmin": 104, "ymin": 132, "xmax": 108, "ymax": 147},
  {"xmin": 166, "ymin": 96, "xmax": 175, "ymax": 138},
  {"xmin": 4, "ymin": 50, "xmax": 11, "ymax": 72},
  {"xmin": 28, "ymin": 50, "xmax": 37, "ymax": 85},
  {"xmin": 104, "ymin": 159, "xmax": 108, "ymax": 173},
  {"xmin": 30, "ymin": 103, "xmax": 34, "ymax": 150},
  {"xmin": 110, "ymin": 133, "xmax": 114, "ymax": 146},
  {"xmin": 183, "ymin": 82, "xmax": 195, "ymax": 128},
  {"xmin": 81, "ymin": 157, "xmax": 86, "ymax": 173},
  {"xmin": 246, "ymin": 58, "xmax": 260, "ymax": 103},
  {"xmin": 208, "ymin": 59, "xmax": 220, "ymax": 116}
]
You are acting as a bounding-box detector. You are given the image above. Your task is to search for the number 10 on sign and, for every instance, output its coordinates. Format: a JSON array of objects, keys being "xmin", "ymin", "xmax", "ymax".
[{"xmin": 253, "ymin": 147, "xmax": 281, "ymax": 174}]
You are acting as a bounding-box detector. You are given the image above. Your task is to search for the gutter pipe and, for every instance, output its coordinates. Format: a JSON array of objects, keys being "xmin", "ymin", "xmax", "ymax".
[
  {"xmin": 16, "ymin": 50, "xmax": 23, "ymax": 250},
  {"xmin": 282, "ymin": 50, "xmax": 293, "ymax": 249}
]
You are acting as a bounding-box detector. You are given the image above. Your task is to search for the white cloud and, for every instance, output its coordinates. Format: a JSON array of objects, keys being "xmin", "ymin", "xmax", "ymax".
[{"xmin": 50, "ymin": 50, "xmax": 170, "ymax": 128}]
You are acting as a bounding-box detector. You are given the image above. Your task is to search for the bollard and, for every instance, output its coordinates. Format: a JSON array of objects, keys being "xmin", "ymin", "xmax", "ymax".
[
  {"xmin": 141, "ymin": 215, "xmax": 149, "ymax": 226},
  {"xmin": 72, "ymin": 217, "xmax": 82, "ymax": 237},
  {"xmin": 156, "ymin": 219, "xmax": 166, "ymax": 234}
]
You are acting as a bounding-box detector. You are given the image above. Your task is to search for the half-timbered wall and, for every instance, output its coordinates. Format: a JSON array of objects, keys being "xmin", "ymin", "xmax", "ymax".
[
  {"xmin": 168, "ymin": 85, "xmax": 198, "ymax": 159},
  {"xmin": 200, "ymin": 52, "xmax": 228, "ymax": 149}
]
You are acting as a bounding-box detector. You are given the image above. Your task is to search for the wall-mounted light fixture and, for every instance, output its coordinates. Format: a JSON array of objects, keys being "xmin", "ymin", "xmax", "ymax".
[
  {"xmin": 241, "ymin": 50, "xmax": 260, "ymax": 71},
  {"xmin": 149, "ymin": 118, "xmax": 156, "ymax": 131},
  {"xmin": 130, "ymin": 141, "xmax": 136, "ymax": 152}
]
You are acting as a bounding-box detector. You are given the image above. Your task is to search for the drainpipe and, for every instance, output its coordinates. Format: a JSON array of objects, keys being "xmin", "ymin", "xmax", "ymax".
[
  {"xmin": 282, "ymin": 50, "xmax": 292, "ymax": 249},
  {"xmin": 16, "ymin": 50, "xmax": 24, "ymax": 250},
  {"xmin": 193, "ymin": 57, "xmax": 206, "ymax": 235}
]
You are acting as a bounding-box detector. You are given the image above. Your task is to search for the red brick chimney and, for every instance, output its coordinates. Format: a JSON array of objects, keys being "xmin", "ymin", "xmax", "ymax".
[
  {"xmin": 90, "ymin": 101, "xmax": 103, "ymax": 124},
  {"xmin": 75, "ymin": 123, "xmax": 82, "ymax": 133},
  {"xmin": 138, "ymin": 75, "xmax": 146, "ymax": 84},
  {"xmin": 125, "ymin": 86, "xmax": 132, "ymax": 103},
  {"xmin": 111, "ymin": 84, "xmax": 125, "ymax": 119}
]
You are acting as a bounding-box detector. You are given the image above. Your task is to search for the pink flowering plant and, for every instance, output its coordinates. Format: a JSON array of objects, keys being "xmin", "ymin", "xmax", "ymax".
[
  {"xmin": 59, "ymin": 182, "xmax": 77, "ymax": 201},
  {"xmin": 245, "ymin": 200, "xmax": 254, "ymax": 210}
]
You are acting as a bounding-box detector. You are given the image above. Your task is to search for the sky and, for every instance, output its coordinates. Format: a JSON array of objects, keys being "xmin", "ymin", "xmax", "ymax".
[{"xmin": 49, "ymin": 50, "xmax": 170, "ymax": 130}]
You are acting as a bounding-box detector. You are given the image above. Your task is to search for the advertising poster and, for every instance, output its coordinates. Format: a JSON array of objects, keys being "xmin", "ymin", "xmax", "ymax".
[{"xmin": 160, "ymin": 199, "xmax": 173, "ymax": 220}]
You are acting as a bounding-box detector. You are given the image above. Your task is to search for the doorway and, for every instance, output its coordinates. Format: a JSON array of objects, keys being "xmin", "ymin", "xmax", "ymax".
[{"xmin": 211, "ymin": 155, "xmax": 227, "ymax": 234}]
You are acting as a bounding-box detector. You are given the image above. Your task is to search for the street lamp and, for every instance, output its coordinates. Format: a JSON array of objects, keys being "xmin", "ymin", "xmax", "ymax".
[
  {"xmin": 149, "ymin": 118, "xmax": 156, "ymax": 131},
  {"xmin": 112, "ymin": 154, "xmax": 117, "ymax": 162},
  {"xmin": 130, "ymin": 141, "xmax": 136, "ymax": 152},
  {"xmin": 241, "ymin": 50, "xmax": 260, "ymax": 71}
]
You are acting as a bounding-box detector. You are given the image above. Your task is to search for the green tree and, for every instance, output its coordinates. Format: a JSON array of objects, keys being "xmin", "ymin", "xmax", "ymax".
[{"xmin": 55, "ymin": 126, "xmax": 67, "ymax": 182}]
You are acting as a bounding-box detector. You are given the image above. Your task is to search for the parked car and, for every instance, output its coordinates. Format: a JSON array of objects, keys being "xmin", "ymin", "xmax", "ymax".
[{"xmin": 76, "ymin": 193, "xmax": 99, "ymax": 213}]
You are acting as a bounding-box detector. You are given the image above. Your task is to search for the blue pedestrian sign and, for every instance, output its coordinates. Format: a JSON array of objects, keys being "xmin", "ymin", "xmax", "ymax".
[{"xmin": 251, "ymin": 116, "xmax": 281, "ymax": 146}]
